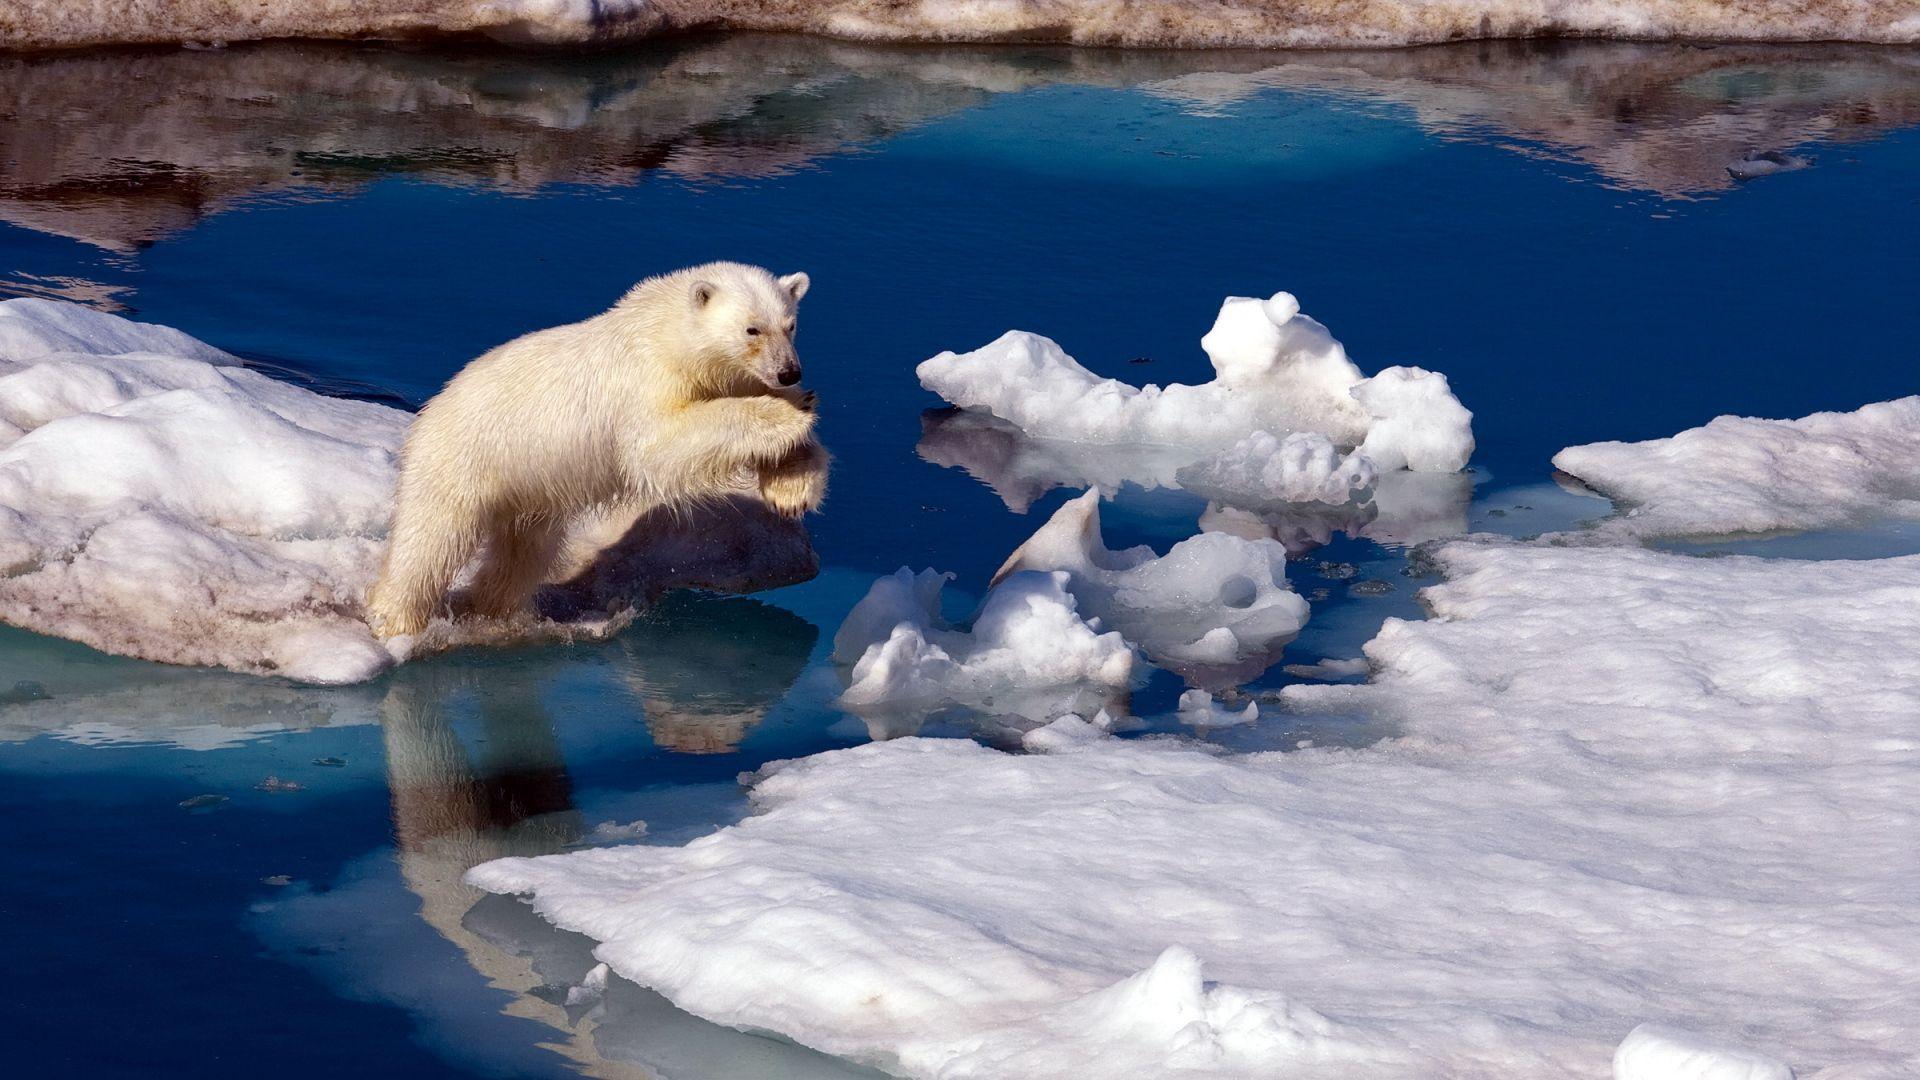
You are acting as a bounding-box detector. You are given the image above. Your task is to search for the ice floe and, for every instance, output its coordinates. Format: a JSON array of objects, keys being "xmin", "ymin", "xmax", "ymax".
[
  {"xmin": 831, "ymin": 567, "xmax": 1134, "ymax": 723},
  {"xmin": 919, "ymin": 292, "xmax": 1472, "ymax": 475},
  {"xmin": 0, "ymin": 299, "xmax": 815, "ymax": 682},
  {"xmin": 1553, "ymin": 396, "xmax": 1920, "ymax": 540},
  {"xmin": 11, "ymin": 0, "xmax": 1917, "ymax": 52},
  {"xmin": 474, "ymin": 539, "xmax": 1919, "ymax": 1077},
  {"xmin": 993, "ymin": 491, "xmax": 1307, "ymax": 684}
]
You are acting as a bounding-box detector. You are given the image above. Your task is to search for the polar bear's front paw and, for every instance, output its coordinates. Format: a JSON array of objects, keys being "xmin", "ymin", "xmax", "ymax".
[{"xmin": 759, "ymin": 443, "xmax": 829, "ymax": 518}]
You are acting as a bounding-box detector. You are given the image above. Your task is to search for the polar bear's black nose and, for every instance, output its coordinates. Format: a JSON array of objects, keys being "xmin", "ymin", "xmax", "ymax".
[{"xmin": 777, "ymin": 366, "xmax": 802, "ymax": 386}]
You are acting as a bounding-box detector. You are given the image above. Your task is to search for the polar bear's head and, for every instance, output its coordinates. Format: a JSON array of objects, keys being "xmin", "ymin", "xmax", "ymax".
[{"xmin": 677, "ymin": 262, "xmax": 811, "ymax": 392}]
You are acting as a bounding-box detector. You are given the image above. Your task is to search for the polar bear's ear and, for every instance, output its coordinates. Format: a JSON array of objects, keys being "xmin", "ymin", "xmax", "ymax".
[
  {"xmin": 690, "ymin": 280, "xmax": 716, "ymax": 308},
  {"xmin": 778, "ymin": 272, "xmax": 810, "ymax": 304}
]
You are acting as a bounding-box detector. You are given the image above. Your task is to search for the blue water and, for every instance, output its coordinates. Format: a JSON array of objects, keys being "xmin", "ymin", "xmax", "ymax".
[{"xmin": 2, "ymin": 36, "xmax": 1917, "ymax": 1077}]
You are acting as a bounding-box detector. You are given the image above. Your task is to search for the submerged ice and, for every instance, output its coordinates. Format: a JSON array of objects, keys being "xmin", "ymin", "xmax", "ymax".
[{"xmin": 473, "ymin": 539, "xmax": 1920, "ymax": 1077}]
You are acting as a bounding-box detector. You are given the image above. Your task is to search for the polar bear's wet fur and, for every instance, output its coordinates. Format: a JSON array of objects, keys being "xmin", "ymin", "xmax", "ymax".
[{"xmin": 367, "ymin": 262, "xmax": 828, "ymax": 638}]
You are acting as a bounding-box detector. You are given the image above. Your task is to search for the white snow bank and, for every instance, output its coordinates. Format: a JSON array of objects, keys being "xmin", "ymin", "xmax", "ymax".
[
  {"xmin": 474, "ymin": 540, "xmax": 1920, "ymax": 1077},
  {"xmin": 1553, "ymin": 396, "xmax": 1920, "ymax": 540},
  {"xmin": 7, "ymin": 0, "xmax": 1917, "ymax": 50},
  {"xmin": 0, "ymin": 300, "xmax": 815, "ymax": 682},
  {"xmin": 831, "ymin": 567, "xmax": 1133, "ymax": 720},
  {"xmin": 994, "ymin": 490, "xmax": 1307, "ymax": 684},
  {"xmin": 918, "ymin": 291, "xmax": 1472, "ymax": 473},
  {"xmin": 0, "ymin": 300, "xmax": 403, "ymax": 683},
  {"xmin": 1614, "ymin": 1024, "xmax": 1793, "ymax": 1080}
]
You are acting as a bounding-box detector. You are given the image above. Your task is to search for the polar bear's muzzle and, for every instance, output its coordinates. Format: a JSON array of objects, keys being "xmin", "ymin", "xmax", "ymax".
[{"xmin": 776, "ymin": 364, "xmax": 803, "ymax": 387}]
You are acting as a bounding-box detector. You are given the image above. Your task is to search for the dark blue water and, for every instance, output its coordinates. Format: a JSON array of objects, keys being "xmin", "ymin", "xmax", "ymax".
[{"xmin": 2, "ymin": 36, "xmax": 1917, "ymax": 1078}]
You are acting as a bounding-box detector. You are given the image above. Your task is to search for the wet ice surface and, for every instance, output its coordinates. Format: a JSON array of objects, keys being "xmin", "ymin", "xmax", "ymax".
[{"xmin": 4, "ymin": 33, "xmax": 1920, "ymax": 1080}]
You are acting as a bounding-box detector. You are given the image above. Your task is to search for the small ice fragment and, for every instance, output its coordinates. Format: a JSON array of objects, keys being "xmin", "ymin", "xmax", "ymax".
[
  {"xmin": 992, "ymin": 491, "xmax": 1307, "ymax": 681},
  {"xmin": 566, "ymin": 962, "xmax": 613, "ymax": 1006},
  {"xmin": 1177, "ymin": 688, "xmax": 1259, "ymax": 728},
  {"xmin": 1283, "ymin": 657, "xmax": 1370, "ymax": 680},
  {"xmin": 310, "ymin": 757, "xmax": 346, "ymax": 768},
  {"xmin": 261, "ymin": 874, "xmax": 293, "ymax": 887},
  {"xmin": 178, "ymin": 793, "xmax": 228, "ymax": 811},
  {"xmin": 587, "ymin": 820, "xmax": 650, "ymax": 844},
  {"xmin": 255, "ymin": 776, "xmax": 304, "ymax": 793},
  {"xmin": 1021, "ymin": 709, "xmax": 1127, "ymax": 752},
  {"xmin": 833, "ymin": 567, "xmax": 1133, "ymax": 717},
  {"xmin": 1613, "ymin": 1023, "xmax": 1793, "ymax": 1080},
  {"xmin": 1349, "ymin": 579, "xmax": 1395, "ymax": 596}
]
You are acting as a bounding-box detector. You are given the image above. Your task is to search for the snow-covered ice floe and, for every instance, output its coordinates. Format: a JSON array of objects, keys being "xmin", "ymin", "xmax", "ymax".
[
  {"xmin": 11, "ymin": 0, "xmax": 1918, "ymax": 51},
  {"xmin": 473, "ymin": 539, "xmax": 1919, "ymax": 1077},
  {"xmin": 920, "ymin": 291, "xmax": 1472, "ymax": 479},
  {"xmin": 830, "ymin": 566, "xmax": 1134, "ymax": 724},
  {"xmin": 994, "ymin": 491, "xmax": 1307, "ymax": 685},
  {"xmin": 0, "ymin": 300, "xmax": 814, "ymax": 683},
  {"xmin": 1554, "ymin": 396, "xmax": 1920, "ymax": 540}
]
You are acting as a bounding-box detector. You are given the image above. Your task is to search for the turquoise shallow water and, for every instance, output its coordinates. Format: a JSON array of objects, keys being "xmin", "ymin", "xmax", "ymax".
[{"xmin": 1, "ymin": 35, "xmax": 1918, "ymax": 1077}]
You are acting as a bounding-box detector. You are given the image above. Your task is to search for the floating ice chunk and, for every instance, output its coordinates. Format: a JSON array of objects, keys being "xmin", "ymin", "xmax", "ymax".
[
  {"xmin": 1353, "ymin": 366, "xmax": 1476, "ymax": 473},
  {"xmin": 1553, "ymin": 396, "xmax": 1920, "ymax": 540},
  {"xmin": 833, "ymin": 567, "xmax": 1133, "ymax": 717},
  {"xmin": 473, "ymin": 541, "xmax": 1920, "ymax": 1077},
  {"xmin": 566, "ymin": 961, "xmax": 614, "ymax": 1007},
  {"xmin": 1177, "ymin": 430, "xmax": 1378, "ymax": 508},
  {"xmin": 0, "ymin": 300, "xmax": 816, "ymax": 681},
  {"xmin": 917, "ymin": 291, "xmax": 1472, "ymax": 473},
  {"xmin": 1176, "ymin": 688, "xmax": 1258, "ymax": 727},
  {"xmin": 1614, "ymin": 1024, "xmax": 1793, "ymax": 1080},
  {"xmin": 1282, "ymin": 656, "xmax": 1370, "ymax": 680},
  {"xmin": 993, "ymin": 491, "xmax": 1307, "ymax": 683},
  {"xmin": 1020, "ymin": 708, "xmax": 1127, "ymax": 752}
]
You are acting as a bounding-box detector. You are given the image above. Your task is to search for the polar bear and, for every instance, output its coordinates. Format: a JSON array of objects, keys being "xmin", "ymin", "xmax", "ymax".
[{"xmin": 366, "ymin": 262, "xmax": 828, "ymax": 638}]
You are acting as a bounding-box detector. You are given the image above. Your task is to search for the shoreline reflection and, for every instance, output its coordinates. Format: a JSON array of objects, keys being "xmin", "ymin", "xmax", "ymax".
[{"xmin": 4, "ymin": 37, "xmax": 1919, "ymax": 257}]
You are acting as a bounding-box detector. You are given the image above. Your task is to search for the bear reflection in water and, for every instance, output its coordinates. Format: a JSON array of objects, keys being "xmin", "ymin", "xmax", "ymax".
[{"xmin": 373, "ymin": 592, "xmax": 835, "ymax": 1076}]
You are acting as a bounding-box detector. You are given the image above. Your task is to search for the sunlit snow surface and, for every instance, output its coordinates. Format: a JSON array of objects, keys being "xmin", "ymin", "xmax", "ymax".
[
  {"xmin": 917, "ymin": 291, "xmax": 1473, "ymax": 477},
  {"xmin": 474, "ymin": 539, "xmax": 1920, "ymax": 1077},
  {"xmin": 0, "ymin": 299, "xmax": 404, "ymax": 683},
  {"xmin": 1554, "ymin": 396, "xmax": 1920, "ymax": 541}
]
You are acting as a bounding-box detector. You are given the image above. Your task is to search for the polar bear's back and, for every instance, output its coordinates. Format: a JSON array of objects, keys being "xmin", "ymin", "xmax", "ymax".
[{"xmin": 404, "ymin": 311, "xmax": 659, "ymax": 516}]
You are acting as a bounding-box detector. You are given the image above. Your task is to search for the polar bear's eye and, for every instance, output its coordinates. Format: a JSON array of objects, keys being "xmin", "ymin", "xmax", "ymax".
[{"xmin": 745, "ymin": 326, "xmax": 762, "ymax": 337}]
